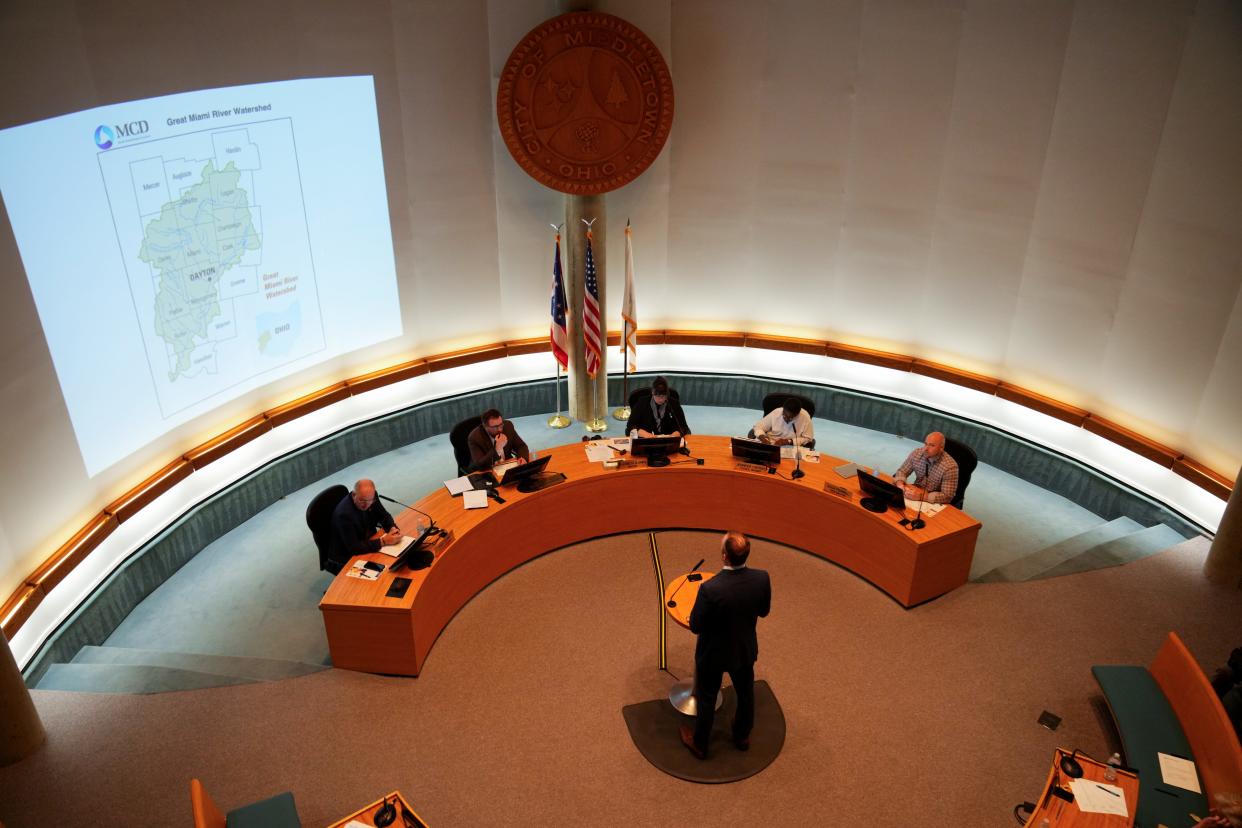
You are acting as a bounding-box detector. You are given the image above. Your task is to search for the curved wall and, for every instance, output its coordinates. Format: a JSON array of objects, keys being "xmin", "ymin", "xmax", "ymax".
[{"xmin": 1, "ymin": 2, "xmax": 1240, "ymax": 606}]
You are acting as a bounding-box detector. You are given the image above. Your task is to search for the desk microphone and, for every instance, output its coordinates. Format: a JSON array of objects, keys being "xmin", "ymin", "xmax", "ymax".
[
  {"xmin": 378, "ymin": 493, "xmax": 439, "ymax": 533},
  {"xmin": 666, "ymin": 559, "xmax": 705, "ymax": 608},
  {"xmin": 790, "ymin": 425, "xmax": 805, "ymax": 480},
  {"xmin": 908, "ymin": 498, "xmax": 925, "ymax": 531}
]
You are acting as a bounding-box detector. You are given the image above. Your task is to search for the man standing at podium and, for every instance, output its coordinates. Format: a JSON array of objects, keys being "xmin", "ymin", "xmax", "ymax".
[{"xmin": 681, "ymin": 531, "xmax": 772, "ymax": 759}]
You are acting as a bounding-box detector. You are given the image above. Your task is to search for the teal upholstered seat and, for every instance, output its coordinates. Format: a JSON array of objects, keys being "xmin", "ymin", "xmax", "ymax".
[
  {"xmin": 1092, "ymin": 664, "xmax": 1208, "ymax": 827},
  {"xmin": 226, "ymin": 791, "xmax": 301, "ymax": 828}
]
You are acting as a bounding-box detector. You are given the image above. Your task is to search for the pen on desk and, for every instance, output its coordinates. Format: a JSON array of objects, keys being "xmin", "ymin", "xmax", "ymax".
[
  {"xmin": 1153, "ymin": 786, "xmax": 1178, "ymax": 797},
  {"xmin": 1095, "ymin": 784, "xmax": 1120, "ymax": 797}
]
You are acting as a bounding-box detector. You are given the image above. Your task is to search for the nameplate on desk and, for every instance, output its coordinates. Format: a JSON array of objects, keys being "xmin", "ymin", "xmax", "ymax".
[
  {"xmin": 822, "ymin": 483, "xmax": 852, "ymax": 499},
  {"xmin": 734, "ymin": 462, "xmax": 770, "ymax": 474}
]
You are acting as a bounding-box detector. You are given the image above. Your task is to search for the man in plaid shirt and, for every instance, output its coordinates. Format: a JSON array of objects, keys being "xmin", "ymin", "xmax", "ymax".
[{"xmin": 894, "ymin": 432, "xmax": 959, "ymax": 505}]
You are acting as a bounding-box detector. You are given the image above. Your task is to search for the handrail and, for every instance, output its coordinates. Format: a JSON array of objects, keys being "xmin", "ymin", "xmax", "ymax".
[{"xmin": 1, "ymin": 331, "xmax": 1233, "ymax": 638}]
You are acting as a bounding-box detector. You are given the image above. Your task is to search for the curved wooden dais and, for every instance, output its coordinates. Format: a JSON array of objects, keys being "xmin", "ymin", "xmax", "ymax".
[{"xmin": 320, "ymin": 436, "xmax": 982, "ymax": 676}]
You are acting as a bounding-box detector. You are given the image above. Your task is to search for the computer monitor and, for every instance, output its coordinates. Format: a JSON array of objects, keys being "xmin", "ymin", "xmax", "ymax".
[
  {"xmin": 631, "ymin": 435, "xmax": 681, "ymax": 467},
  {"xmin": 856, "ymin": 469, "xmax": 907, "ymax": 514},
  {"xmin": 388, "ymin": 524, "xmax": 439, "ymax": 572},
  {"xmin": 731, "ymin": 437, "xmax": 781, "ymax": 467},
  {"xmin": 497, "ymin": 455, "xmax": 565, "ymax": 492}
]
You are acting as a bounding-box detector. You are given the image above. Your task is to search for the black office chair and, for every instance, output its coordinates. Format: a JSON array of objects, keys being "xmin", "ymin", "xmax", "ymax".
[
  {"xmin": 450, "ymin": 415, "xmax": 483, "ymax": 476},
  {"xmin": 750, "ymin": 392, "xmax": 816, "ymax": 449},
  {"xmin": 306, "ymin": 484, "xmax": 348, "ymax": 574},
  {"xmin": 943, "ymin": 437, "xmax": 977, "ymax": 511},
  {"xmin": 627, "ymin": 385, "xmax": 681, "ymax": 409}
]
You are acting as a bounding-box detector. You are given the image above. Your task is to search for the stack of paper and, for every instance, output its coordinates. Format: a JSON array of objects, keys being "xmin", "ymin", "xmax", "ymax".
[{"xmin": 1067, "ymin": 779, "xmax": 1128, "ymax": 817}]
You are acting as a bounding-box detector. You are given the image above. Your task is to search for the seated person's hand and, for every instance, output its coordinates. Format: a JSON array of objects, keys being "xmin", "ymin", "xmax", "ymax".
[
  {"xmin": 1192, "ymin": 816, "xmax": 1230, "ymax": 828},
  {"xmin": 517, "ymin": 457, "xmax": 527, "ymax": 464},
  {"xmin": 903, "ymin": 484, "xmax": 926, "ymax": 499},
  {"xmin": 382, "ymin": 528, "xmax": 402, "ymax": 546},
  {"xmin": 668, "ymin": 431, "xmax": 681, "ymax": 439},
  {"xmin": 495, "ymin": 433, "xmax": 508, "ymax": 452},
  {"xmin": 637, "ymin": 429, "xmax": 653, "ymax": 438},
  {"xmin": 757, "ymin": 434, "xmax": 772, "ymax": 444}
]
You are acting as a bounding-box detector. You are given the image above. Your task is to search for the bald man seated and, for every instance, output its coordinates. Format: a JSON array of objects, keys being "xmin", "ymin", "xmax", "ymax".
[
  {"xmin": 327, "ymin": 479, "xmax": 402, "ymax": 569},
  {"xmin": 893, "ymin": 432, "xmax": 959, "ymax": 505}
]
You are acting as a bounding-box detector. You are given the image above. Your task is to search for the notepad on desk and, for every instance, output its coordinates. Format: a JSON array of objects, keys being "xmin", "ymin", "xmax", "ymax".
[
  {"xmin": 378, "ymin": 535, "xmax": 417, "ymax": 557},
  {"xmin": 443, "ymin": 476, "xmax": 474, "ymax": 496},
  {"xmin": 1068, "ymin": 779, "xmax": 1128, "ymax": 816},
  {"xmin": 463, "ymin": 489, "xmax": 488, "ymax": 510},
  {"xmin": 1158, "ymin": 752, "xmax": 1201, "ymax": 793}
]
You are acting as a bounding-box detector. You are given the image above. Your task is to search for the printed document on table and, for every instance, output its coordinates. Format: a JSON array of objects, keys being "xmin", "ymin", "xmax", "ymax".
[
  {"xmin": 1158, "ymin": 753, "xmax": 1201, "ymax": 792},
  {"xmin": 463, "ymin": 489, "xmax": 488, "ymax": 510},
  {"xmin": 585, "ymin": 443, "xmax": 616, "ymax": 462},
  {"xmin": 1068, "ymin": 779, "xmax": 1128, "ymax": 816},
  {"xmin": 444, "ymin": 476, "xmax": 473, "ymax": 495},
  {"xmin": 378, "ymin": 535, "xmax": 416, "ymax": 557},
  {"xmin": 778, "ymin": 446, "xmax": 820, "ymax": 463},
  {"xmin": 903, "ymin": 500, "xmax": 945, "ymax": 517}
]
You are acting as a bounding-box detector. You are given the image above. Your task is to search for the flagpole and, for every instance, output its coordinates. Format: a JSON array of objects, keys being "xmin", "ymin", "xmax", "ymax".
[
  {"xmin": 547, "ymin": 222, "xmax": 571, "ymax": 429},
  {"xmin": 613, "ymin": 218, "xmax": 633, "ymax": 421},
  {"xmin": 583, "ymin": 218, "xmax": 608, "ymax": 433},
  {"xmin": 548, "ymin": 361, "xmax": 570, "ymax": 428}
]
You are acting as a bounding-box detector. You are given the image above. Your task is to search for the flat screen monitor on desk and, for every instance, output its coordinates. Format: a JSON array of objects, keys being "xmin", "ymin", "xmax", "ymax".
[
  {"xmin": 631, "ymin": 436, "xmax": 681, "ymax": 467},
  {"xmin": 731, "ymin": 437, "xmax": 781, "ymax": 467},
  {"xmin": 388, "ymin": 525, "xmax": 439, "ymax": 572},
  {"xmin": 857, "ymin": 469, "xmax": 907, "ymax": 514},
  {"xmin": 497, "ymin": 455, "xmax": 565, "ymax": 492}
]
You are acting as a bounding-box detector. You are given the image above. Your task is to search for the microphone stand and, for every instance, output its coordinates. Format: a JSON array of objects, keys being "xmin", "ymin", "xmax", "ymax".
[
  {"xmin": 907, "ymin": 497, "xmax": 925, "ymax": 530},
  {"xmin": 377, "ymin": 493, "xmax": 440, "ymax": 533},
  {"xmin": 790, "ymin": 420, "xmax": 805, "ymax": 480}
]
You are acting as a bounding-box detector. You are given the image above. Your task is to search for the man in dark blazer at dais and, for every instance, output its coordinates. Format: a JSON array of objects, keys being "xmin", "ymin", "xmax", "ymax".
[{"xmin": 681, "ymin": 531, "xmax": 772, "ymax": 759}]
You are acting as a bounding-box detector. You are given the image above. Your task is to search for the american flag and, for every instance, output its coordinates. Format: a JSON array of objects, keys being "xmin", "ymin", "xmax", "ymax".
[
  {"xmin": 582, "ymin": 225, "xmax": 603, "ymax": 378},
  {"xmin": 550, "ymin": 232, "xmax": 568, "ymax": 370}
]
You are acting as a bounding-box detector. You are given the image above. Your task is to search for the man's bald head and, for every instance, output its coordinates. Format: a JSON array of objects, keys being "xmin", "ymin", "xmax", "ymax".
[
  {"xmin": 352, "ymin": 479, "xmax": 377, "ymax": 510},
  {"xmin": 924, "ymin": 432, "xmax": 945, "ymax": 458}
]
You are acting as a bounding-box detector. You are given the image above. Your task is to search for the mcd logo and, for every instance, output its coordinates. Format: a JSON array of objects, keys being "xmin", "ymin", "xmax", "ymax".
[{"xmin": 115, "ymin": 120, "xmax": 149, "ymax": 137}]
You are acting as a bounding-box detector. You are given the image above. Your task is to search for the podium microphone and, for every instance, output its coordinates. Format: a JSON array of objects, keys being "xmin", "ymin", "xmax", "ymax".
[
  {"xmin": 666, "ymin": 558, "xmax": 706, "ymax": 608},
  {"xmin": 377, "ymin": 493, "xmax": 439, "ymax": 532}
]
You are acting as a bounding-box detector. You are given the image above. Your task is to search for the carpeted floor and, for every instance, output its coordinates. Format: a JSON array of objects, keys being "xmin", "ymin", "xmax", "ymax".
[{"xmin": 2, "ymin": 528, "xmax": 1235, "ymax": 827}]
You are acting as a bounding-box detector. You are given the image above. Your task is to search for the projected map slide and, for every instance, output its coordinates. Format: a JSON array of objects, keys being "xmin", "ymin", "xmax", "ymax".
[{"xmin": 0, "ymin": 77, "xmax": 401, "ymax": 475}]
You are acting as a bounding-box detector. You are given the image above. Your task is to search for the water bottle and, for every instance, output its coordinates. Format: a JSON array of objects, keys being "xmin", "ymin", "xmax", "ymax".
[
  {"xmin": 630, "ymin": 429, "xmax": 638, "ymax": 440},
  {"xmin": 1105, "ymin": 752, "xmax": 1121, "ymax": 782}
]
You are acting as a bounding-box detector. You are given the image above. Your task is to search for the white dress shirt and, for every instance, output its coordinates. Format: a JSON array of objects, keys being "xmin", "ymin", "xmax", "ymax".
[{"xmin": 752, "ymin": 409, "xmax": 814, "ymax": 446}]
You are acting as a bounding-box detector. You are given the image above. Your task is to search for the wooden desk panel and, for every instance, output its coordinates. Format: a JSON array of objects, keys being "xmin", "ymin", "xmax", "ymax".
[
  {"xmin": 320, "ymin": 437, "xmax": 982, "ymax": 676},
  {"xmin": 1027, "ymin": 748, "xmax": 1138, "ymax": 827}
]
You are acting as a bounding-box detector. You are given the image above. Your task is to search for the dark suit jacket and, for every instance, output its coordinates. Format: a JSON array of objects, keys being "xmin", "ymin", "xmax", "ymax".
[
  {"xmin": 689, "ymin": 567, "xmax": 771, "ymax": 671},
  {"xmin": 467, "ymin": 421, "xmax": 530, "ymax": 471},
  {"xmin": 625, "ymin": 396, "xmax": 691, "ymax": 437},
  {"xmin": 327, "ymin": 494, "xmax": 396, "ymax": 566}
]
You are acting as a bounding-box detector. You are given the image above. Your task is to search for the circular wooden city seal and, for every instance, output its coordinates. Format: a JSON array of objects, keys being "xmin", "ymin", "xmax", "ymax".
[{"xmin": 496, "ymin": 12, "xmax": 674, "ymax": 196}]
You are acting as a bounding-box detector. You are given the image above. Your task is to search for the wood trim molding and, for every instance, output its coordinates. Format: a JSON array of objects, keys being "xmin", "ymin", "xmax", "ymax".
[
  {"xmin": 263, "ymin": 382, "xmax": 351, "ymax": 428},
  {"xmin": 1084, "ymin": 415, "xmax": 1181, "ymax": 468},
  {"xmin": 3, "ymin": 330, "xmax": 1233, "ymax": 640},
  {"xmin": 996, "ymin": 383, "xmax": 1089, "ymax": 426},
  {"xmin": 105, "ymin": 458, "xmax": 194, "ymax": 524},
  {"xmin": 1, "ymin": 584, "xmax": 42, "ymax": 640}
]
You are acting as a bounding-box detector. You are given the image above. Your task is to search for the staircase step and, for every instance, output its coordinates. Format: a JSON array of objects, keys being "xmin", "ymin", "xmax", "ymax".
[
  {"xmin": 974, "ymin": 517, "xmax": 1143, "ymax": 583},
  {"xmin": 35, "ymin": 663, "xmax": 259, "ymax": 694},
  {"xmin": 71, "ymin": 645, "xmax": 327, "ymax": 682},
  {"xmin": 1035, "ymin": 523, "xmax": 1188, "ymax": 579}
]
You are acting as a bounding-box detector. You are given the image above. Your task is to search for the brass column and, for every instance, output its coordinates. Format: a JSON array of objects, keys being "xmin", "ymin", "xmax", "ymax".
[
  {"xmin": 0, "ymin": 632, "xmax": 45, "ymax": 766},
  {"xmin": 1205, "ymin": 466, "xmax": 1242, "ymax": 588}
]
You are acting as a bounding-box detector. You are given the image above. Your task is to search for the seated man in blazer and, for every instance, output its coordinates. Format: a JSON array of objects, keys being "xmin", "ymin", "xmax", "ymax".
[
  {"xmin": 681, "ymin": 531, "xmax": 772, "ymax": 760},
  {"xmin": 625, "ymin": 375, "xmax": 691, "ymax": 438},
  {"xmin": 468, "ymin": 408, "xmax": 530, "ymax": 472},
  {"xmin": 328, "ymin": 478, "xmax": 402, "ymax": 569}
]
